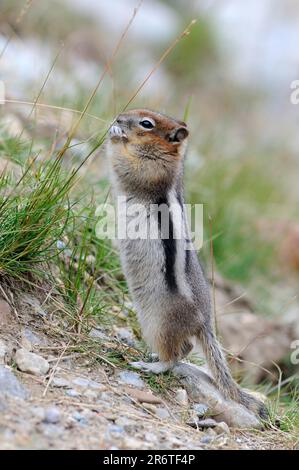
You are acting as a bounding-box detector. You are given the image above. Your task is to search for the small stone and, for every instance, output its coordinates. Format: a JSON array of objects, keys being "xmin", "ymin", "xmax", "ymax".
[
  {"xmin": 71, "ymin": 376, "xmax": 104, "ymax": 391},
  {"xmin": 155, "ymin": 407, "xmax": 170, "ymax": 420},
  {"xmin": 72, "ymin": 411, "xmax": 87, "ymax": 424},
  {"xmin": 175, "ymin": 388, "xmax": 188, "ymax": 406},
  {"xmin": 72, "ymin": 377, "xmax": 90, "ymax": 389},
  {"xmin": 89, "ymin": 328, "xmax": 108, "ymax": 341},
  {"xmin": 15, "ymin": 349, "xmax": 49, "ymax": 376},
  {"xmin": 52, "ymin": 377, "xmax": 71, "ymax": 388},
  {"xmin": 0, "ymin": 299, "xmax": 12, "ymax": 325},
  {"xmin": 56, "ymin": 240, "xmax": 66, "ymax": 250},
  {"xmin": 192, "ymin": 403, "xmax": 209, "ymax": 417},
  {"xmin": 214, "ymin": 421, "xmax": 230, "ymax": 435},
  {"xmin": 44, "ymin": 407, "xmax": 60, "ymax": 424},
  {"xmin": 117, "ymin": 371, "xmax": 145, "ymax": 389},
  {"xmin": 66, "ymin": 389, "xmax": 80, "ymax": 397},
  {"xmin": 197, "ymin": 418, "xmax": 218, "ymax": 429},
  {"xmin": 0, "ymin": 365, "xmax": 28, "ymax": 399}
]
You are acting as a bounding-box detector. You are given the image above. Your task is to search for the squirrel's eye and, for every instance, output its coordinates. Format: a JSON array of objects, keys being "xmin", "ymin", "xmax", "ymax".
[{"xmin": 140, "ymin": 119, "xmax": 154, "ymax": 129}]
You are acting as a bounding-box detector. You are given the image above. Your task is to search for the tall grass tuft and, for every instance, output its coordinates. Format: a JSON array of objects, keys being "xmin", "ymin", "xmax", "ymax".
[{"xmin": 0, "ymin": 153, "xmax": 72, "ymax": 278}]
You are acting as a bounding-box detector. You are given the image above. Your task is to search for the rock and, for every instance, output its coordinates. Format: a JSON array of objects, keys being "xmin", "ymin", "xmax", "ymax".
[
  {"xmin": 0, "ymin": 340, "xmax": 8, "ymax": 364},
  {"xmin": 125, "ymin": 387, "xmax": 162, "ymax": 404},
  {"xmin": 197, "ymin": 418, "xmax": 218, "ymax": 428},
  {"xmin": 44, "ymin": 407, "xmax": 61, "ymax": 424},
  {"xmin": 15, "ymin": 349, "xmax": 50, "ymax": 376},
  {"xmin": 65, "ymin": 389, "xmax": 80, "ymax": 397},
  {"xmin": 0, "ymin": 365, "xmax": 28, "ymax": 399},
  {"xmin": 72, "ymin": 411, "xmax": 88, "ymax": 425},
  {"xmin": 175, "ymin": 388, "xmax": 188, "ymax": 406},
  {"xmin": 0, "ymin": 299, "xmax": 12, "ymax": 325},
  {"xmin": 192, "ymin": 403, "xmax": 209, "ymax": 418},
  {"xmin": 173, "ymin": 363, "xmax": 262, "ymax": 429},
  {"xmin": 155, "ymin": 407, "xmax": 170, "ymax": 420},
  {"xmin": 117, "ymin": 371, "xmax": 145, "ymax": 389},
  {"xmin": 51, "ymin": 377, "xmax": 71, "ymax": 388},
  {"xmin": 72, "ymin": 376, "xmax": 105, "ymax": 391}
]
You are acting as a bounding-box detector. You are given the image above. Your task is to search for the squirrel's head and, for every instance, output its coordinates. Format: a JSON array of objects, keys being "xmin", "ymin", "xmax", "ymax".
[{"xmin": 107, "ymin": 108, "xmax": 189, "ymax": 195}]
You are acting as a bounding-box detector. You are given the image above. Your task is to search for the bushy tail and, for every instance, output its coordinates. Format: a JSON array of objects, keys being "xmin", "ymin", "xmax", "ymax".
[{"xmin": 197, "ymin": 324, "xmax": 268, "ymax": 420}]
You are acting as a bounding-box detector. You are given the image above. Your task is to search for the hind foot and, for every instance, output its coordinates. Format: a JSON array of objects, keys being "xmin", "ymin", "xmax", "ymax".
[{"xmin": 130, "ymin": 360, "xmax": 175, "ymax": 374}]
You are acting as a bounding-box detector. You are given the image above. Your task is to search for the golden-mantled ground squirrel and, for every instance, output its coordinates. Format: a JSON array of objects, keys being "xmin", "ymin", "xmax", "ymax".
[{"xmin": 107, "ymin": 108, "xmax": 267, "ymax": 420}]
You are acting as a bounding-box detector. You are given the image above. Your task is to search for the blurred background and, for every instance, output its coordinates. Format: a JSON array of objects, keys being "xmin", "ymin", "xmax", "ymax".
[{"xmin": 1, "ymin": 0, "xmax": 299, "ymax": 403}]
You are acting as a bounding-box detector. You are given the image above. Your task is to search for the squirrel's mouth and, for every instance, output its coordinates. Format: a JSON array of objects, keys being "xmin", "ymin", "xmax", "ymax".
[{"xmin": 109, "ymin": 125, "xmax": 128, "ymax": 142}]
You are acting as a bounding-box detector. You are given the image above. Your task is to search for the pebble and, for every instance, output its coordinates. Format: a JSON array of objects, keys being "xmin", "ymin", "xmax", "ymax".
[
  {"xmin": 72, "ymin": 411, "xmax": 87, "ymax": 424},
  {"xmin": 66, "ymin": 389, "xmax": 80, "ymax": 397},
  {"xmin": 44, "ymin": 407, "xmax": 61, "ymax": 424},
  {"xmin": 175, "ymin": 388, "xmax": 188, "ymax": 406},
  {"xmin": 192, "ymin": 403, "xmax": 209, "ymax": 417},
  {"xmin": 117, "ymin": 371, "xmax": 145, "ymax": 389},
  {"xmin": 89, "ymin": 328, "xmax": 108, "ymax": 341},
  {"xmin": 197, "ymin": 418, "xmax": 218, "ymax": 429},
  {"xmin": 15, "ymin": 349, "xmax": 50, "ymax": 376},
  {"xmin": 0, "ymin": 365, "xmax": 28, "ymax": 399},
  {"xmin": 52, "ymin": 377, "xmax": 71, "ymax": 388},
  {"xmin": 72, "ymin": 377, "xmax": 104, "ymax": 390},
  {"xmin": 155, "ymin": 407, "xmax": 170, "ymax": 420},
  {"xmin": 107, "ymin": 424, "xmax": 125, "ymax": 436}
]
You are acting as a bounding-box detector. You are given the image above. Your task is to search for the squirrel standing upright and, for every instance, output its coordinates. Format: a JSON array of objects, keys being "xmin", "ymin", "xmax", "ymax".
[{"xmin": 107, "ymin": 108, "xmax": 267, "ymax": 420}]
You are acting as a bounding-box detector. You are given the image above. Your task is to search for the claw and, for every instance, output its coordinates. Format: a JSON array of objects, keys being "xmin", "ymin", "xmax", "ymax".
[{"xmin": 109, "ymin": 125, "xmax": 127, "ymax": 142}]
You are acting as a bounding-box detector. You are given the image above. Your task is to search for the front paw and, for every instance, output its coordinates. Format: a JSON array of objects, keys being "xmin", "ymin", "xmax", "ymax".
[{"xmin": 109, "ymin": 125, "xmax": 127, "ymax": 142}]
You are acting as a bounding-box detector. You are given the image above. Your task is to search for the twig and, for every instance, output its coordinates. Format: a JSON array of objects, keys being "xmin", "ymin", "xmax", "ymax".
[{"xmin": 43, "ymin": 341, "xmax": 70, "ymax": 397}]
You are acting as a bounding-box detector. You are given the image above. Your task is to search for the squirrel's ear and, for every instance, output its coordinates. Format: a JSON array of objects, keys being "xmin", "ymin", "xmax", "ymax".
[{"xmin": 169, "ymin": 127, "xmax": 189, "ymax": 143}]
